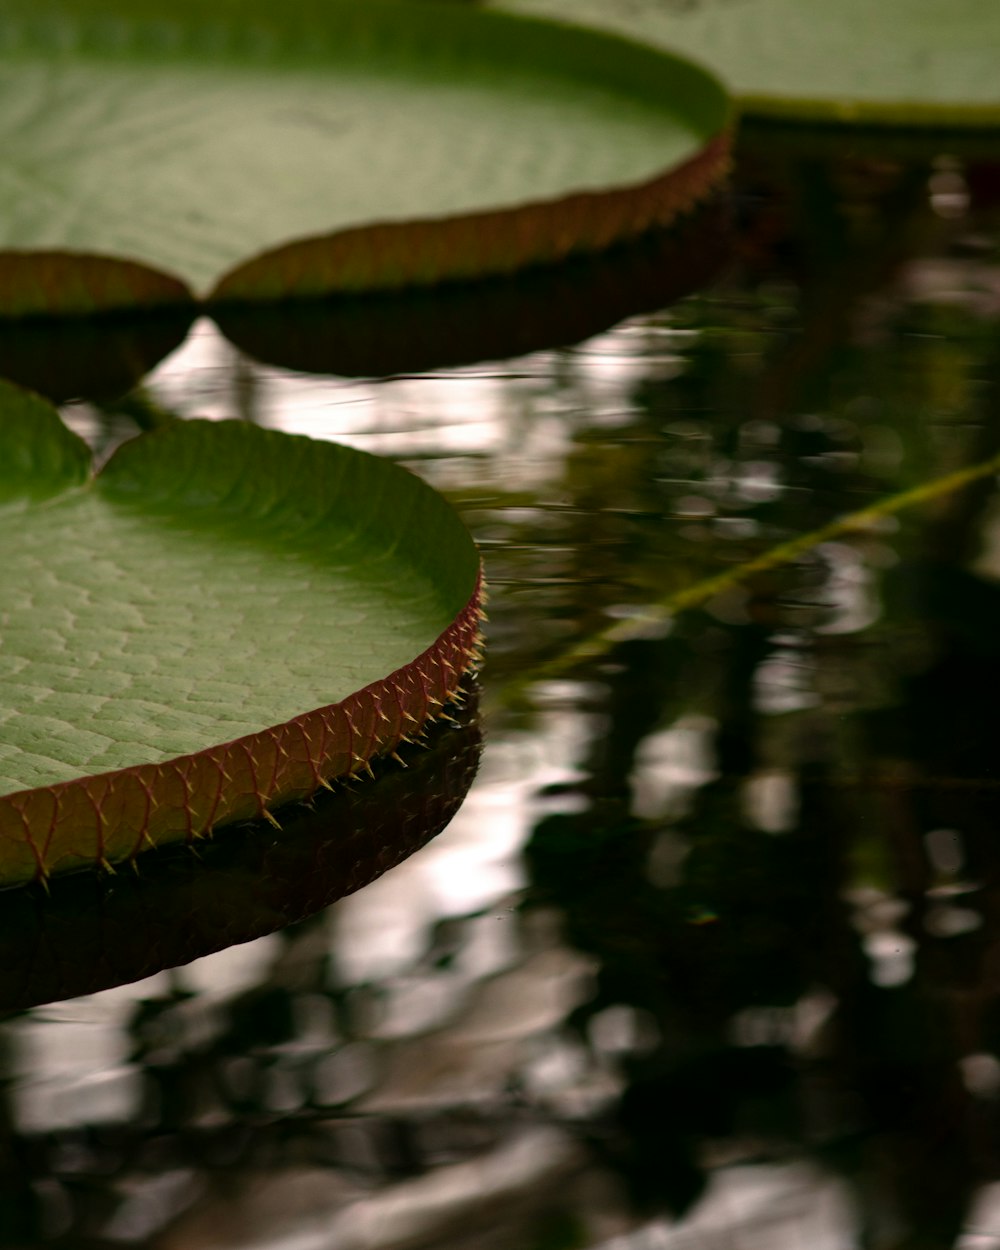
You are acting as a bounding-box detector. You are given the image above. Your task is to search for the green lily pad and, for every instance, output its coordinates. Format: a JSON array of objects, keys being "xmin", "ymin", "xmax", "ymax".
[
  {"xmin": 0, "ymin": 0, "xmax": 730, "ymax": 317},
  {"xmin": 0, "ymin": 380, "xmax": 483, "ymax": 884},
  {"xmin": 493, "ymin": 0, "xmax": 1000, "ymax": 128}
]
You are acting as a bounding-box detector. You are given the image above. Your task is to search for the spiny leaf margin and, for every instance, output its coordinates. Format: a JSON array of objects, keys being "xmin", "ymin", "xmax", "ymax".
[{"xmin": 0, "ymin": 679, "xmax": 483, "ymax": 1012}]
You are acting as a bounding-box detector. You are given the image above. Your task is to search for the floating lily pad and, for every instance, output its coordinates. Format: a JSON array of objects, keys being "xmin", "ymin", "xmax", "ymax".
[
  {"xmin": 0, "ymin": 680, "xmax": 482, "ymax": 1011},
  {"xmin": 0, "ymin": 0, "xmax": 730, "ymax": 316},
  {"xmin": 494, "ymin": 0, "xmax": 1000, "ymax": 128},
  {"xmin": 0, "ymin": 381, "xmax": 483, "ymax": 884}
]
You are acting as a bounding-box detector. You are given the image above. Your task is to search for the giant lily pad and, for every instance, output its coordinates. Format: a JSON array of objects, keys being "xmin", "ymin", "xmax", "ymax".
[
  {"xmin": 0, "ymin": 380, "xmax": 483, "ymax": 884},
  {"xmin": 494, "ymin": 0, "xmax": 1000, "ymax": 128},
  {"xmin": 0, "ymin": 0, "xmax": 730, "ymax": 317}
]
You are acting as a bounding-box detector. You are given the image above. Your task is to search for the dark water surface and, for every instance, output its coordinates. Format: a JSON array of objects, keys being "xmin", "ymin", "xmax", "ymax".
[{"xmin": 5, "ymin": 137, "xmax": 1000, "ymax": 1248}]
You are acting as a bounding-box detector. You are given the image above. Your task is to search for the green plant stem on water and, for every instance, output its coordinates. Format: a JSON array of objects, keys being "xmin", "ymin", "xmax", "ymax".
[{"xmin": 510, "ymin": 449, "xmax": 1000, "ymax": 697}]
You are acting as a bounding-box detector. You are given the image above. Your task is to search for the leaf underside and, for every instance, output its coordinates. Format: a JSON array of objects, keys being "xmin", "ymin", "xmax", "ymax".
[
  {"xmin": 0, "ymin": 0, "xmax": 730, "ymax": 316},
  {"xmin": 495, "ymin": 0, "xmax": 1000, "ymax": 128},
  {"xmin": 0, "ymin": 381, "xmax": 483, "ymax": 884}
]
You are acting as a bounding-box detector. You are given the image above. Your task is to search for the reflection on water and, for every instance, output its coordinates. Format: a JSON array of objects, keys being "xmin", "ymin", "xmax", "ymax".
[{"xmin": 7, "ymin": 142, "xmax": 1000, "ymax": 1248}]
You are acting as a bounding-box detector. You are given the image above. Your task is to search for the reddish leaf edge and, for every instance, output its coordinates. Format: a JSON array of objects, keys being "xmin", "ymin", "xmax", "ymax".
[
  {"xmin": 210, "ymin": 130, "xmax": 733, "ymax": 303},
  {"xmin": 0, "ymin": 131, "xmax": 731, "ymax": 319},
  {"xmin": 0, "ymin": 251, "xmax": 194, "ymax": 320},
  {"xmin": 0, "ymin": 568, "xmax": 486, "ymax": 887}
]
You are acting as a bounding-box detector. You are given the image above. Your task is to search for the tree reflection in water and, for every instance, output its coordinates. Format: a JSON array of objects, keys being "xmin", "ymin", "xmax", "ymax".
[{"xmin": 2, "ymin": 141, "xmax": 1000, "ymax": 1249}]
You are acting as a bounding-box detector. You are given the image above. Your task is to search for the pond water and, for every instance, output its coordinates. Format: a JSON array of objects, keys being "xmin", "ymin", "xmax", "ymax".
[{"xmin": 4, "ymin": 134, "xmax": 1000, "ymax": 1248}]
